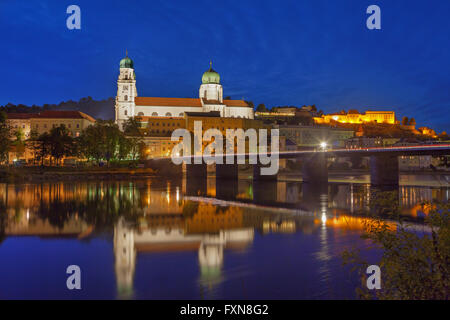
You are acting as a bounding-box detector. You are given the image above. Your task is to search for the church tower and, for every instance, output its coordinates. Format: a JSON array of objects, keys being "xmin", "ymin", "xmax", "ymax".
[
  {"xmin": 199, "ymin": 62, "xmax": 225, "ymax": 115},
  {"xmin": 115, "ymin": 51, "xmax": 137, "ymax": 130}
]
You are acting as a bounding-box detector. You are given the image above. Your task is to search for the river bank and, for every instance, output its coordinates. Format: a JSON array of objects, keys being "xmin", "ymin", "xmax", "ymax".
[{"xmin": 0, "ymin": 166, "xmax": 158, "ymax": 183}]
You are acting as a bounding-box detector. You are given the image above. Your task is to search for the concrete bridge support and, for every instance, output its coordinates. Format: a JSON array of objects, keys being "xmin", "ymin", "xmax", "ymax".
[
  {"xmin": 252, "ymin": 163, "xmax": 278, "ymax": 204},
  {"xmin": 253, "ymin": 163, "xmax": 278, "ymax": 182},
  {"xmin": 370, "ymin": 154, "xmax": 399, "ymax": 187},
  {"xmin": 185, "ymin": 163, "xmax": 207, "ymax": 196},
  {"xmin": 215, "ymin": 163, "xmax": 239, "ymax": 200},
  {"xmin": 302, "ymin": 153, "xmax": 328, "ymax": 184}
]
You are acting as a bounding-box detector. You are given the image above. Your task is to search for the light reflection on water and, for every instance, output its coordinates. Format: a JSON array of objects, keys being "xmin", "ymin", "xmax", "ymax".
[{"xmin": 0, "ymin": 177, "xmax": 448, "ymax": 299}]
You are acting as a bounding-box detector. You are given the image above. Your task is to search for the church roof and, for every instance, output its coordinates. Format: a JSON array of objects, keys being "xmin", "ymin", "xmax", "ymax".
[
  {"xmin": 223, "ymin": 99, "xmax": 250, "ymax": 107},
  {"xmin": 135, "ymin": 97, "xmax": 250, "ymax": 108},
  {"xmin": 135, "ymin": 97, "xmax": 202, "ymax": 107}
]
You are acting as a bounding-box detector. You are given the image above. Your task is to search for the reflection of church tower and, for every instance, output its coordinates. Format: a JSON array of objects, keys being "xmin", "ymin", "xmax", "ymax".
[
  {"xmin": 198, "ymin": 233, "xmax": 224, "ymax": 292},
  {"xmin": 115, "ymin": 50, "xmax": 137, "ymax": 130},
  {"xmin": 113, "ymin": 217, "xmax": 136, "ymax": 299}
]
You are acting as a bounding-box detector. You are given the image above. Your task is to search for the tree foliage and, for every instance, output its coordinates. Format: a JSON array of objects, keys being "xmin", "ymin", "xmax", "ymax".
[
  {"xmin": 0, "ymin": 112, "xmax": 11, "ymax": 163},
  {"xmin": 343, "ymin": 191, "xmax": 450, "ymax": 300},
  {"xmin": 79, "ymin": 120, "xmax": 142, "ymax": 163}
]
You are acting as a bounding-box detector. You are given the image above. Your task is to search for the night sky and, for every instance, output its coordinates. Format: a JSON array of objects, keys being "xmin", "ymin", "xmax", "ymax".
[{"xmin": 1, "ymin": 0, "xmax": 449, "ymax": 131}]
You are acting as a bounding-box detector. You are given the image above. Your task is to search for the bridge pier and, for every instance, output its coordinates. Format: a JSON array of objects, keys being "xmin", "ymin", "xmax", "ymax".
[
  {"xmin": 302, "ymin": 153, "xmax": 328, "ymax": 184},
  {"xmin": 215, "ymin": 163, "xmax": 239, "ymax": 200},
  {"xmin": 253, "ymin": 163, "xmax": 278, "ymax": 182},
  {"xmin": 370, "ymin": 154, "xmax": 399, "ymax": 187},
  {"xmin": 252, "ymin": 163, "xmax": 278, "ymax": 204},
  {"xmin": 185, "ymin": 163, "xmax": 207, "ymax": 196}
]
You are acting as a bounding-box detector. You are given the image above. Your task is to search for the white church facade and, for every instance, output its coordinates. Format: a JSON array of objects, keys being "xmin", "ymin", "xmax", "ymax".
[{"xmin": 115, "ymin": 54, "xmax": 254, "ymax": 129}]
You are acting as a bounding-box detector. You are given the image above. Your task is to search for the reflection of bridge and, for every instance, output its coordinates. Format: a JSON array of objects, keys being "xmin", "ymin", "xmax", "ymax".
[{"xmin": 113, "ymin": 218, "xmax": 254, "ymax": 299}]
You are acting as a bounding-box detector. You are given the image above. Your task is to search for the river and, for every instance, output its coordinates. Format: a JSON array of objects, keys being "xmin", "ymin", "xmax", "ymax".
[{"xmin": 0, "ymin": 174, "xmax": 448, "ymax": 299}]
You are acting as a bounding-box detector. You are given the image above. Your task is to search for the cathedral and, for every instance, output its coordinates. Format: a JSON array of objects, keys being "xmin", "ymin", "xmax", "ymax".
[{"xmin": 115, "ymin": 53, "xmax": 254, "ymax": 129}]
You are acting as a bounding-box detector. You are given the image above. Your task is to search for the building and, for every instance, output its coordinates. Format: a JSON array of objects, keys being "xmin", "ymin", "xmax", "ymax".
[
  {"xmin": 314, "ymin": 110, "xmax": 396, "ymax": 125},
  {"xmin": 137, "ymin": 111, "xmax": 266, "ymax": 158},
  {"xmin": 345, "ymin": 137, "xmax": 400, "ymax": 149},
  {"xmin": 114, "ymin": 54, "xmax": 254, "ymax": 129},
  {"xmin": 6, "ymin": 113, "xmax": 35, "ymax": 139},
  {"xmin": 255, "ymin": 105, "xmax": 316, "ymax": 122},
  {"xmin": 277, "ymin": 125, "xmax": 354, "ymax": 149},
  {"xmin": 141, "ymin": 136, "xmax": 179, "ymax": 158},
  {"xmin": 7, "ymin": 111, "xmax": 96, "ymax": 138},
  {"xmin": 418, "ymin": 127, "xmax": 438, "ymax": 138},
  {"xmin": 30, "ymin": 111, "xmax": 96, "ymax": 137},
  {"xmin": 4, "ymin": 111, "xmax": 96, "ymax": 164}
]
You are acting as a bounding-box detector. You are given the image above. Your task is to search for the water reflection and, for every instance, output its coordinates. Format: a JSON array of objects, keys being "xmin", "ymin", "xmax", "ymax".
[{"xmin": 0, "ymin": 177, "xmax": 448, "ymax": 299}]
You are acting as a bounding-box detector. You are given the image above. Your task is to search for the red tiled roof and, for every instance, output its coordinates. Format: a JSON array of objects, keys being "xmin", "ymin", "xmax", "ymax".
[
  {"xmin": 34, "ymin": 111, "xmax": 96, "ymax": 122},
  {"xmin": 135, "ymin": 97, "xmax": 250, "ymax": 108},
  {"xmin": 6, "ymin": 113, "xmax": 37, "ymax": 119},
  {"xmin": 135, "ymin": 97, "xmax": 202, "ymax": 107},
  {"xmin": 223, "ymin": 99, "xmax": 250, "ymax": 107}
]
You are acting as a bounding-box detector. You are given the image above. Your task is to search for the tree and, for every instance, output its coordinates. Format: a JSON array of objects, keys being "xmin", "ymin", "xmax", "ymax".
[
  {"xmin": 48, "ymin": 125, "xmax": 75, "ymax": 165},
  {"xmin": 118, "ymin": 135, "xmax": 132, "ymax": 160},
  {"xmin": 256, "ymin": 104, "xmax": 267, "ymax": 112},
  {"xmin": 401, "ymin": 116, "xmax": 409, "ymax": 125},
  {"xmin": 245, "ymin": 100, "xmax": 254, "ymax": 108},
  {"xmin": 343, "ymin": 191, "xmax": 450, "ymax": 300},
  {"xmin": 13, "ymin": 129, "xmax": 26, "ymax": 159},
  {"xmin": 0, "ymin": 112, "xmax": 11, "ymax": 163},
  {"xmin": 34, "ymin": 132, "xmax": 52, "ymax": 166},
  {"xmin": 122, "ymin": 137, "xmax": 145, "ymax": 161},
  {"xmin": 123, "ymin": 117, "xmax": 143, "ymax": 137},
  {"xmin": 79, "ymin": 120, "xmax": 124, "ymax": 164},
  {"xmin": 79, "ymin": 123, "xmax": 104, "ymax": 162}
]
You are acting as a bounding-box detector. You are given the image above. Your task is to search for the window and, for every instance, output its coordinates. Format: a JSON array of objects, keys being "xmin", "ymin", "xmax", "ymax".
[
  {"xmin": 138, "ymin": 112, "xmax": 144, "ymax": 116},
  {"xmin": 152, "ymin": 112, "xmax": 158, "ymax": 116},
  {"xmin": 124, "ymin": 95, "xmax": 128, "ymax": 101},
  {"xmin": 165, "ymin": 112, "xmax": 172, "ymax": 117},
  {"xmin": 76, "ymin": 124, "xmax": 80, "ymax": 128},
  {"xmin": 124, "ymin": 110, "xmax": 128, "ymax": 116},
  {"xmin": 68, "ymin": 124, "xmax": 71, "ymax": 128},
  {"xmin": 179, "ymin": 113, "xmax": 184, "ymax": 117}
]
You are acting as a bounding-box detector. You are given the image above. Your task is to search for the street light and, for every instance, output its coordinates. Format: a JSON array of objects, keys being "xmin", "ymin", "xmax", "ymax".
[{"xmin": 320, "ymin": 142, "xmax": 327, "ymax": 150}]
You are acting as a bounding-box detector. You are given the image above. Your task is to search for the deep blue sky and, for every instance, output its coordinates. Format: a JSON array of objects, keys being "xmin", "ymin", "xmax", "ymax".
[{"xmin": 0, "ymin": 0, "xmax": 449, "ymax": 131}]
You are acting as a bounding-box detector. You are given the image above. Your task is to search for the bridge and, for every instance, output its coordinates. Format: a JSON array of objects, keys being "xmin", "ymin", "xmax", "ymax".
[{"xmin": 147, "ymin": 144, "xmax": 450, "ymax": 198}]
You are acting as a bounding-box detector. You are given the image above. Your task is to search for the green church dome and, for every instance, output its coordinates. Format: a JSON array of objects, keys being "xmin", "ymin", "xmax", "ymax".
[
  {"xmin": 120, "ymin": 51, "xmax": 134, "ymax": 69},
  {"xmin": 202, "ymin": 61, "xmax": 220, "ymax": 84}
]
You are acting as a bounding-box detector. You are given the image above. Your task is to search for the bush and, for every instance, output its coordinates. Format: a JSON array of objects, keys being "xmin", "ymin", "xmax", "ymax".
[{"xmin": 343, "ymin": 191, "xmax": 449, "ymax": 300}]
